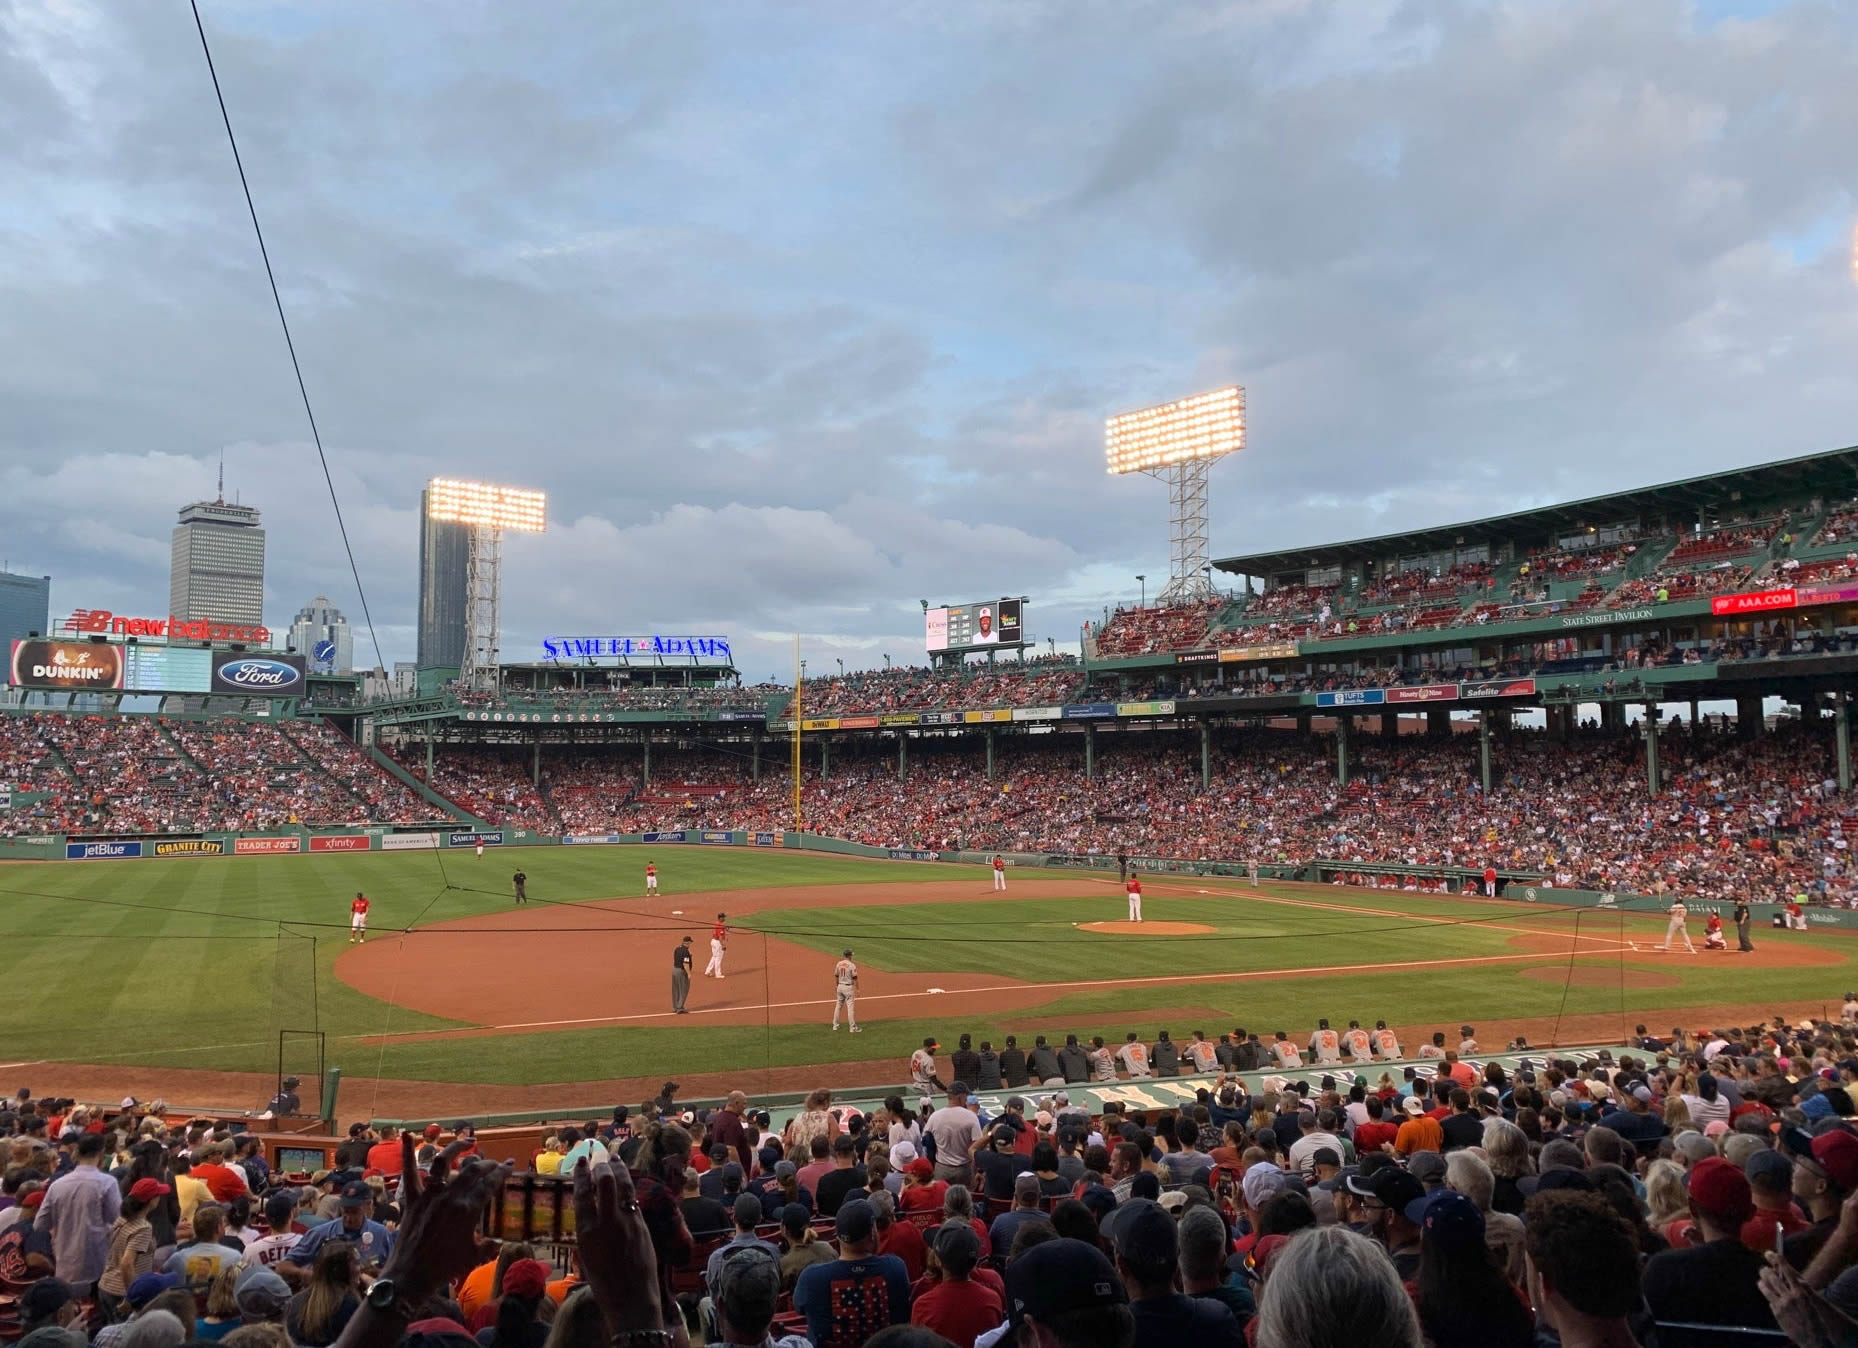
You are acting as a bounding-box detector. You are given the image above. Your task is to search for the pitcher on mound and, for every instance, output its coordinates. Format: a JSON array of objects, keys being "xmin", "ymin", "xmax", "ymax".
[{"xmin": 1126, "ymin": 875, "xmax": 1143, "ymax": 923}]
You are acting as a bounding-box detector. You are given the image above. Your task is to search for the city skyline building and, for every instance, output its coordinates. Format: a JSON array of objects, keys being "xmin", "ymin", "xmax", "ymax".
[
  {"xmin": 417, "ymin": 482, "xmax": 469, "ymax": 669},
  {"xmin": 0, "ymin": 569, "xmax": 51, "ymax": 652},
  {"xmin": 169, "ymin": 490, "xmax": 266, "ymax": 626},
  {"xmin": 287, "ymin": 594, "xmax": 354, "ymax": 672}
]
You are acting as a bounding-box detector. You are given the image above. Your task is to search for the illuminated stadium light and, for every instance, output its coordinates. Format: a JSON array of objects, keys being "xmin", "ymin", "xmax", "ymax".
[
  {"xmin": 425, "ymin": 478, "xmax": 548, "ymax": 533},
  {"xmin": 424, "ymin": 478, "xmax": 547, "ymax": 690},
  {"xmin": 1105, "ymin": 385, "xmax": 1244, "ymax": 476},
  {"xmin": 1103, "ymin": 385, "xmax": 1244, "ymax": 605}
]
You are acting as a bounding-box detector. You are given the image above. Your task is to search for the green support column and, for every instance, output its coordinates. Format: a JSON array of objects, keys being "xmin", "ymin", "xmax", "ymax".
[
  {"xmin": 898, "ymin": 733, "xmax": 908, "ymax": 781},
  {"xmin": 1839, "ymin": 692, "xmax": 1851, "ymax": 794},
  {"xmin": 1645, "ymin": 703, "xmax": 1661, "ymax": 795},
  {"xmin": 425, "ymin": 725, "xmax": 433, "ymax": 777},
  {"xmin": 1336, "ymin": 716, "xmax": 1351, "ymax": 788},
  {"xmin": 820, "ymin": 737, "xmax": 829, "ymax": 781},
  {"xmin": 751, "ymin": 733, "xmax": 761, "ymax": 783},
  {"xmin": 1380, "ymin": 712, "xmax": 1398, "ymax": 740},
  {"xmin": 986, "ymin": 728, "xmax": 996, "ymax": 782},
  {"xmin": 1428, "ymin": 707, "xmax": 1449, "ymax": 737},
  {"xmin": 1479, "ymin": 710, "xmax": 1492, "ymax": 795},
  {"xmin": 643, "ymin": 738, "xmax": 651, "ymax": 786},
  {"xmin": 1200, "ymin": 719, "xmax": 1212, "ymax": 791},
  {"xmin": 1085, "ymin": 723, "xmax": 1096, "ymax": 780},
  {"xmin": 1738, "ymin": 694, "xmax": 1763, "ymax": 739},
  {"xmin": 532, "ymin": 738, "xmax": 540, "ymax": 788}
]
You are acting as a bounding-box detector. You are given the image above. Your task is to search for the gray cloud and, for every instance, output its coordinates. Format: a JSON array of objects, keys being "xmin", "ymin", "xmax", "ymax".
[{"xmin": 2, "ymin": 0, "xmax": 1857, "ymax": 682}]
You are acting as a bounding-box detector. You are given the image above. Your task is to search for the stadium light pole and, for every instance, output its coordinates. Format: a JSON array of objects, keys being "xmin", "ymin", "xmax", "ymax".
[
  {"xmin": 424, "ymin": 478, "xmax": 547, "ymax": 691},
  {"xmin": 1106, "ymin": 385, "xmax": 1245, "ymax": 605},
  {"xmin": 1136, "ymin": 574, "xmax": 1146, "ymax": 609}
]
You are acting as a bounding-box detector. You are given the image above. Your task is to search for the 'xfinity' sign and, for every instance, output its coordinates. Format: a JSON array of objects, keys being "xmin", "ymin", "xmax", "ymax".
[{"xmin": 542, "ymin": 635, "xmax": 733, "ymax": 663}]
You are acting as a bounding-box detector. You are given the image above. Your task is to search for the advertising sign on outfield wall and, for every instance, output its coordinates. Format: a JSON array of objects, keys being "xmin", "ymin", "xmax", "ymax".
[
  {"xmin": 1459, "ymin": 677, "xmax": 1537, "ymax": 699},
  {"xmin": 447, "ymin": 831, "xmax": 504, "ymax": 848},
  {"xmin": 641, "ymin": 830, "xmax": 689, "ymax": 843},
  {"xmin": 1012, "ymin": 707, "xmax": 1062, "ymax": 721},
  {"xmin": 1115, "ymin": 700, "xmax": 1177, "ymax": 717},
  {"xmin": 752, "ymin": 832, "xmax": 782, "ymax": 847},
  {"xmin": 235, "ymin": 837, "xmax": 302, "ymax": 854},
  {"xmin": 1386, "ymin": 684, "xmax": 1459, "ymax": 704},
  {"xmin": 381, "ymin": 832, "xmax": 441, "ymax": 851},
  {"xmin": 309, "ymin": 834, "xmax": 370, "ymax": 853},
  {"xmin": 154, "ymin": 839, "xmax": 225, "ymax": 857},
  {"xmin": 67, "ymin": 840, "xmax": 142, "ymax": 859},
  {"xmin": 563, "ymin": 834, "xmax": 625, "ymax": 845},
  {"xmin": 1062, "ymin": 703, "xmax": 1117, "ymax": 719},
  {"xmin": 698, "ymin": 830, "xmax": 734, "ymax": 844}
]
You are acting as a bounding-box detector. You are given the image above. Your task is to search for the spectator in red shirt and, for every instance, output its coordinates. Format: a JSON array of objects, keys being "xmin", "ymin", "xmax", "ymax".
[
  {"xmin": 363, "ymin": 1126, "xmax": 404, "ymax": 1178},
  {"xmin": 910, "ymin": 1224, "xmax": 1002, "ymax": 1347},
  {"xmin": 871, "ymin": 1190, "xmax": 926, "ymax": 1281},
  {"xmin": 189, "ymin": 1143, "xmax": 249, "ymax": 1204},
  {"xmin": 1354, "ymin": 1096, "xmax": 1401, "ymax": 1155}
]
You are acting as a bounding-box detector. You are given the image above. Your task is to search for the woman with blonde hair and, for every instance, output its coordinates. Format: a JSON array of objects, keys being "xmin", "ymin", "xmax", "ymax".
[
  {"xmin": 1480, "ymin": 1117, "xmax": 1532, "ymax": 1215},
  {"xmin": 1663, "ymin": 1094, "xmax": 1693, "ymax": 1131},
  {"xmin": 196, "ymin": 1266, "xmax": 243, "ymax": 1341},
  {"xmin": 540, "ymin": 1287, "xmax": 606, "ymax": 1348},
  {"xmin": 1645, "ymin": 1159, "xmax": 1696, "ymax": 1248}
]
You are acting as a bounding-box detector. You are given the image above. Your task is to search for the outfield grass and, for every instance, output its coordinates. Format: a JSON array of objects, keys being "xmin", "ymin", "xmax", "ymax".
[{"xmin": 0, "ymin": 849, "xmax": 1852, "ymax": 1088}]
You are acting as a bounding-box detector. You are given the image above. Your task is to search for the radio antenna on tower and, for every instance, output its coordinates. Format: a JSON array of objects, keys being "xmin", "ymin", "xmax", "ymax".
[{"xmin": 216, "ymin": 450, "xmax": 225, "ymax": 505}]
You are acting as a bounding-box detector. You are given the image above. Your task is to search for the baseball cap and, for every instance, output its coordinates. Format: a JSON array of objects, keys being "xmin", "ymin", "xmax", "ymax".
[
  {"xmin": 907, "ymin": 1158, "xmax": 934, "ymax": 1180},
  {"xmin": 501, "ymin": 1259, "xmax": 549, "ymax": 1301},
  {"xmin": 1745, "ymin": 1148, "xmax": 1793, "ymax": 1187},
  {"xmin": 339, "ymin": 1180, "xmax": 373, "ymax": 1208},
  {"xmin": 1077, "ymin": 1184, "xmax": 1118, "ymax": 1222},
  {"xmin": 20, "ymin": 1190, "xmax": 45, "ymax": 1210},
  {"xmin": 1687, "ymin": 1156, "xmax": 1755, "ymax": 1223},
  {"xmin": 1344, "ymin": 1166, "xmax": 1425, "ymax": 1212},
  {"xmin": 1157, "ymin": 1190, "xmax": 1190, "ymax": 1213},
  {"xmin": 128, "ymin": 1178, "xmax": 172, "ymax": 1203},
  {"xmin": 1241, "ymin": 1163, "xmax": 1289, "ymax": 1209},
  {"xmin": 1402, "ymin": 1096, "xmax": 1426, "ymax": 1116},
  {"xmin": 234, "ymin": 1266, "xmax": 291, "ymax": 1317},
  {"xmin": 125, "ymin": 1273, "xmax": 179, "ymax": 1308},
  {"xmin": 774, "ymin": 1160, "xmax": 797, "ymax": 1180},
  {"xmin": 21, "ymin": 1279, "xmax": 76, "ymax": 1321},
  {"xmin": 1812, "ymin": 1131, "xmax": 1858, "ymax": 1192},
  {"xmin": 1409, "ymin": 1188, "xmax": 1484, "ymax": 1247},
  {"xmin": 835, "ymin": 1199, "xmax": 876, "ymax": 1243},
  {"xmin": 1005, "ymin": 1238, "xmax": 1128, "ymax": 1328},
  {"xmin": 1110, "ymin": 1198, "xmax": 1177, "ymax": 1268},
  {"xmin": 1407, "ymin": 1152, "xmax": 1447, "ymax": 1187}
]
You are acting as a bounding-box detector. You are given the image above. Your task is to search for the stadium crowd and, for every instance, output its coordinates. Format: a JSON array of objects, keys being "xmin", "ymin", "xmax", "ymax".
[
  {"xmin": 786, "ymin": 663, "xmax": 1084, "ymax": 719},
  {"xmin": 451, "ymin": 721, "xmax": 1858, "ymax": 906},
  {"xmin": 0, "ymin": 717, "xmax": 435, "ymax": 837},
  {"xmin": 18, "ymin": 1010, "xmax": 1858, "ymax": 1347}
]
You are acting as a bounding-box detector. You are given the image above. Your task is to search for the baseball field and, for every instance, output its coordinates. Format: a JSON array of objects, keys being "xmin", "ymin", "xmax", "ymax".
[{"xmin": 1, "ymin": 846, "xmax": 1851, "ymax": 1119}]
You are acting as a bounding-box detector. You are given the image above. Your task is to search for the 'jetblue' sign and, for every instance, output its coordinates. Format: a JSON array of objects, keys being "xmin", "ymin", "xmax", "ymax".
[{"xmin": 541, "ymin": 635, "xmax": 732, "ymax": 663}]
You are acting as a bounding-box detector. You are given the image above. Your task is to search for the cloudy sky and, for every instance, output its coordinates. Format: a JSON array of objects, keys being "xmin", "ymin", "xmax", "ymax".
[{"xmin": 4, "ymin": 0, "xmax": 1857, "ymax": 681}]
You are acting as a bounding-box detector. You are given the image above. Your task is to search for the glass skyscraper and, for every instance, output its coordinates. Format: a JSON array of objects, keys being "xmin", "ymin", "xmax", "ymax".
[
  {"xmin": 0, "ymin": 570, "xmax": 51, "ymax": 649},
  {"xmin": 417, "ymin": 484, "xmax": 469, "ymax": 669}
]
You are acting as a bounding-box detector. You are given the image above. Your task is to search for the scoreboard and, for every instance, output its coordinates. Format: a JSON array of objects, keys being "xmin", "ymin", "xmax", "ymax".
[{"xmin": 123, "ymin": 646, "xmax": 213, "ymax": 692}]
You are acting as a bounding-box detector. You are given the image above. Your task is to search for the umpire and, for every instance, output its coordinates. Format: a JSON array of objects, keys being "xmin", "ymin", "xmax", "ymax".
[{"xmin": 672, "ymin": 935, "xmax": 694, "ymax": 1014}]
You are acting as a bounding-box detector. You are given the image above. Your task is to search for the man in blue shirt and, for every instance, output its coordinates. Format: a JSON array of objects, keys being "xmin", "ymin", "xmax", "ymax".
[
  {"xmin": 288, "ymin": 1182, "xmax": 394, "ymax": 1271},
  {"xmin": 793, "ymin": 1200, "xmax": 910, "ymax": 1348}
]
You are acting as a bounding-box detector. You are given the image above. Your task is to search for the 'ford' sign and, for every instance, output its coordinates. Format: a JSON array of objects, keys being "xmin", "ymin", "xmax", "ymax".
[
  {"xmin": 212, "ymin": 652, "xmax": 306, "ymax": 694},
  {"xmin": 67, "ymin": 840, "xmax": 143, "ymax": 860}
]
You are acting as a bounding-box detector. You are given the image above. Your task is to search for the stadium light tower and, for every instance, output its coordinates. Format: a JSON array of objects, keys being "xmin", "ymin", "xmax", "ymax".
[
  {"xmin": 1105, "ymin": 385, "xmax": 1244, "ymax": 604},
  {"xmin": 424, "ymin": 478, "xmax": 547, "ymax": 690}
]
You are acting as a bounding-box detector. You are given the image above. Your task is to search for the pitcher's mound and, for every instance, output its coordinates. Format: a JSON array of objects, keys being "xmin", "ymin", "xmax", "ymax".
[{"xmin": 1077, "ymin": 920, "xmax": 1216, "ymax": 936}]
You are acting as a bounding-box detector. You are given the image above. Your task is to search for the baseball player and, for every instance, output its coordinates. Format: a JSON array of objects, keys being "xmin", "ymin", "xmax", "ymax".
[
  {"xmin": 1125, "ymin": 874, "xmax": 1143, "ymax": 923},
  {"xmin": 991, "ymin": 855, "xmax": 1006, "ymax": 891},
  {"xmin": 512, "ymin": 870, "xmax": 527, "ymax": 904},
  {"xmin": 1371, "ymin": 1019, "xmax": 1403, "ymax": 1060},
  {"xmin": 1660, "ymin": 898, "xmax": 1697, "ymax": 953},
  {"xmin": 646, "ymin": 861, "xmax": 658, "ymax": 894},
  {"xmin": 475, "ymin": 838, "xmax": 485, "ymax": 858},
  {"xmin": 704, "ymin": 911, "xmax": 728, "ymax": 978},
  {"xmin": 349, "ymin": 892, "xmax": 370, "ymax": 944},
  {"xmin": 1308, "ymin": 1019, "xmax": 1342, "ymax": 1064},
  {"xmin": 831, "ymin": 948, "xmax": 860, "ymax": 1032},
  {"xmin": 1341, "ymin": 1020, "xmax": 1372, "ymax": 1060}
]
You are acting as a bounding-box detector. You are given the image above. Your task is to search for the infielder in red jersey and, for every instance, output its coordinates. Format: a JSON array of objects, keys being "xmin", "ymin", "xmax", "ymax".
[
  {"xmin": 645, "ymin": 861, "xmax": 658, "ymax": 893},
  {"xmin": 349, "ymin": 892, "xmax": 370, "ymax": 944}
]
